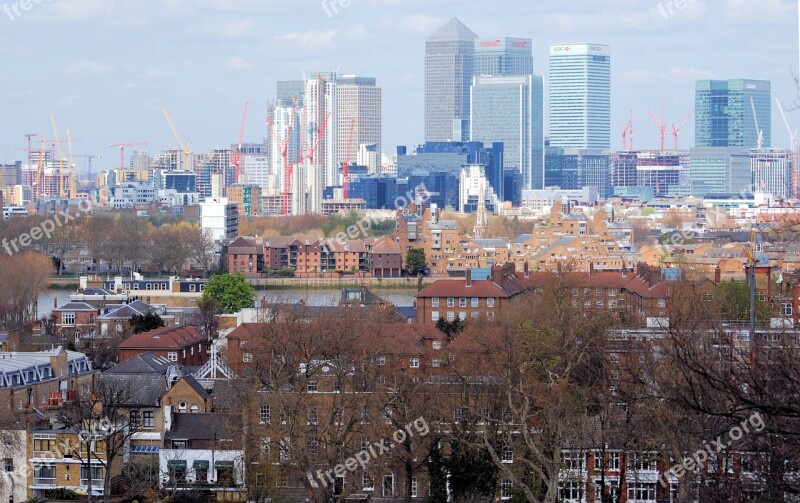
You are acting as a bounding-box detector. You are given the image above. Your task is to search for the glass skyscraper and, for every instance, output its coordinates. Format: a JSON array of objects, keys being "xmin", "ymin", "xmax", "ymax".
[
  {"xmin": 425, "ymin": 18, "xmax": 478, "ymax": 142},
  {"xmin": 549, "ymin": 44, "xmax": 611, "ymax": 149},
  {"xmin": 695, "ymin": 79, "xmax": 771, "ymax": 148},
  {"xmin": 470, "ymin": 75, "xmax": 544, "ymax": 190},
  {"xmin": 474, "ymin": 37, "xmax": 533, "ymax": 77}
]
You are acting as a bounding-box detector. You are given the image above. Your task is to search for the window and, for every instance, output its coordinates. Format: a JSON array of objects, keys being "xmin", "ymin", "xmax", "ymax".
[
  {"xmin": 459, "ymin": 311, "xmax": 466, "ymax": 320},
  {"xmin": 243, "ymin": 352, "xmax": 253, "ymax": 363},
  {"xmin": 447, "ymin": 297, "xmax": 454, "ymax": 307},
  {"xmin": 432, "ymin": 359, "xmax": 442, "ymax": 368},
  {"xmin": 627, "ymin": 482, "xmax": 656, "ymax": 502},
  {"xmin": 471, "ymin": 311, "xmax": 479, "ymax": 319},
  {"xmin": 130, "ymin": 410, "xmax": 141, "ymax": 428},
  {"xmin": 307, "ymin": 380, "xmax": 318, "ymax": 392},
  {"xmin": 279, "ymin": 438, "xmax": 291, "ymax": 463},
  {"xmin": 80, "ymin": 466, "xmax": 104, "ymax": 486},
  {"xmin": 307, "ymin": 436, "xmax": 319, "ymax": 455},
  {"xmin": 432, "ymin": 341, "xmax": 442, "ymax": 350},
  {"xmin": 609, "ymin": 452, "xmax": 621, "ymax": 471},
  {"xmin": 143, "ymin": 411, "xmax": 155, "ymax": 428},
  {"xmin": 3, "ymin": 458, "xmax": 12, "ymax": 472},
  {"xmin": 33, "ymin": 464, "xmax": 56, "ymax": 486},
  {"xmin": 33, "ymin": 435, "xmax": 56, "ymax": 454},
  {"xmin": 562, "ymin": 450, "xmax": 584, "ymax": 471},
  {"xmin": 171, "ymin": 440, "xmax": 187, "ymax": 449},
  {"xmin": 560, "ymin": 480, "xmax": 582, "ymax": 501},
  {"xmin": 260, "ymin": 405, "xmax": 270, "ymax": 424},
  {"xmin": 260, "ymin": 437, "xmax": 270, "ymax": 456},
  {"xmin": 376, "ymin": 356, "xmax": 386, "ymax": 366},
  {"xmin": 657, "ymin": 299, "xmax": 666, "ymax": 308},
  {"xmin": 61, "ymin": 313, "xmax": 76, "ymax": 326},
  {"xmin": 783, "ymin": 303, "xmax": 793, "ymax": 316},
  {"xmin": 487, "ymin": 298, "xmax": 495, "ymax": 307},
  {"xmin": 431, "ymin": 311, "xmax": 440, "ymax": 321},
  {"xmin": 459, "ymin": 297, "xmax": 467, "ymax": 307},
  {"xmin": 447, "ymin": 311, "xmax": 455, "ymax": 321},
  {"xmin": 362, "ymin": 472, "xmax": 374, "ymax": 491},
  {"xmin": 609, "ymin": 353, "xmax": 619, "ymax": 364},
  {"xmin": 501, "ymin": 444, "xmax": 513, "ymax": 463},
  {"xmin": 431, "ymin": 298, "xmax": 439, "ymax": 307},
  {"xmin": 275, "ymin": 472, "xmax": 288, "ymax": 487},
  {"xmin": 410, "ymin": 358, "xmax": 419, "ymax": 368},
  {"xmin": 382, "ymin": 474, "xmax": 394, "ymax": 497},
  {"xmin": 501, "ymin": 479, "xmax": 513, "ymax": 500},
  {"xmin": 608, "ymin": 288, "xmax": 617, "ymax": 297},
  {"xmin": 411, "ymin": 476, "xmax": 418, "ymax": 497},
  {"xmin": 307, "ymin": 407, "xmax": 318, "ymax": 425},
  {"xmin": 471, "ymin": 297, "xmax": 479, "ymax": 307},
  {"xmin": 167, "ymin": 352, "xmax": 178, "ymax": 362}
]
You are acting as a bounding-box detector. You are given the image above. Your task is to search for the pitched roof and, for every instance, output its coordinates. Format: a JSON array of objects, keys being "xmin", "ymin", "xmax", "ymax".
[
  {"xmin": 105, "ymin": 352, "xmax": 173, "ymax": 374},
  {"xmin": 54, "ymin": 302, "xmax": 98, "ymax": 312},
  {"xmin": 118, "ymin": 326, "xmax": 204, "ymax": 350},
  {"xmin": 165, "ymin": 413, "xmax": 242, "ymax": 442},
  {"xmin": 418, "ymin": 278, "xmax": 521, "ymax": 298},
  {"xmin": 174, "ymin": 375, "xmax": 209, "ymax": 400},
  {"xmin": 99, "ymin": 373, "xmax": 166, "ymax": 406},
  {"xmin": 428, "ymin": 17, "xmax": 478, "ymax": 41}
]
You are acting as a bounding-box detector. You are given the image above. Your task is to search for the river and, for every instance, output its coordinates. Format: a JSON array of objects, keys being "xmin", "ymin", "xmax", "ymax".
[{"xmin": 37, "ymin": 288, "xmax": 419, "ymax": 318}]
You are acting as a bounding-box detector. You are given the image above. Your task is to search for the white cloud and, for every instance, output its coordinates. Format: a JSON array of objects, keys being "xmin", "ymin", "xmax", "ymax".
[{"xmin": 275, "ymin": 29, "xmax": 338, "ymax": 50}]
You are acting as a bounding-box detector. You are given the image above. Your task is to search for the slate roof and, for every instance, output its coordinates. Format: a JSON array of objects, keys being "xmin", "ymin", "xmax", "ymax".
[
  {"xmin": 165, "ymin": 413, "xmax": 242, "ymax": 443},
  {"xmin": 53, "ymin": 302, "xmax": 98, "ymax": 312},
  {"xmin": 105, "ymin": 352, "xmax": 173, "ymax": 374},
  {"xmin": 118, "ymin": 326, "xmax": 204, "ymax": 350}
]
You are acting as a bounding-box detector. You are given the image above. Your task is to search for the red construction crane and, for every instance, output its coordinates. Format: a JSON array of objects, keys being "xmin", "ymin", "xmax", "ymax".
[
  {"xmin": 622, "ymin": 119, "xmax": 632, "ymax": 151},
  {"xmin": 278, "ymin": 97, "xmax": 299, "ymax": 216},
  {"xmin": 232, "ymin": 100, "xmax": 249, "ymax": 184},
  {"xmin": 671, "ymin": 109, "xmax": 694, "ymax": 151},
  {"xmin": 109, "ymin": 142, "xmax": 148, "ymax": 169},
  {"xmin": 342, "ymin": 118, "xmax": 356, "ymax": 200},
  {"xmin": 648, "ymin": 105, "xmax": 667, "ymax": 152}
]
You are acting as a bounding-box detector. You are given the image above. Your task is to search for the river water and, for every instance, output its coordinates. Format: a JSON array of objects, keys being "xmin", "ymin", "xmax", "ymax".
[{"xmin": 37, "ymin": 289, "xmax": 418, "ymax": 318}]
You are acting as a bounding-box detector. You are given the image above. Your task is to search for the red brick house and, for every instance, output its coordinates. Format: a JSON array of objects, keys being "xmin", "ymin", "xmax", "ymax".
[
  {"xmin": 118, "ymin": 326, "xmax": 207, "ymax": 366},
  {"xmin": 52, "ymin": 302, "xmax": 100, "ymax": 344}
]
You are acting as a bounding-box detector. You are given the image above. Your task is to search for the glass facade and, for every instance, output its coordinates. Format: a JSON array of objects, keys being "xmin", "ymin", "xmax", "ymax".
[
  {"xmin": 695, "ymin": 79, "xmax": 771, "ymax": 148},
  {"xmin": 549, "ymin": 44, "xmax": 611, "ymax": 149},
  {"xmin": 689, "ymin": 147, "xmax": 752, "ymax": 196},
  {"xmin": 425, "ymin": 18, "xmax": 478, "ymax": 142},
  {"xmin": 474, "ymin": 37, "xmax": 533, "ymax": 77},
  {"xmin": 470, "ymin": 75, "xmax": 544, "ymax": 191}
]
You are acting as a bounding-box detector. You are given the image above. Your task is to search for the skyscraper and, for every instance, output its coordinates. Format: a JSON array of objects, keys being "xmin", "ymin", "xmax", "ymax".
[
  {"xmin": 549, "ymin": 44, "xmax": 611, "ymax": 149},
  {"xmin": 305, "ymin": 72, "xmax": 338, "ymax": 212},
  {"xmin": 474, "ymin": 37, "xmax": 533, "ymax": 77},
  {"xmin": 337, "ymin": 75, "xmax": 382, "ymax": 168},
  {"xmin": 425, "ymin": 18, "xmax": 478, "ymax": 142},
  {"xmin": 695, "ymin": 79, "xmax": 771, "ymax": 148},
  {"xmin": 470, "ymin": 74, "xmax": 544, "ymax": 190}
]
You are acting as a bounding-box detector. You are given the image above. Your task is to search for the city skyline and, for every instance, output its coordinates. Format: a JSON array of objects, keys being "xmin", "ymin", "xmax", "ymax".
[{"xmin": 0, "ymin": 0, "xmax": 797, "ymax": 172}]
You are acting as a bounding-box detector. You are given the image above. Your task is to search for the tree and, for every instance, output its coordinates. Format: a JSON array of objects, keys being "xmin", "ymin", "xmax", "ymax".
[
  {"xmin": 129, "ymin": 312, "xmax": 165, "ymax": 334},
  {"xmin": 435, "ymin": 317, "xmax": 465, "ymax": 341},
  {"xmin": 196, "ymin": 297, "xmax": 221, "ymax": 339},
  {"xmin": 202, "ymin": 272, "xmax": 255, "ymax": 314},
  {"xmin": 406, "ymin": 248, "xmax": 426, "ymax": 274}
]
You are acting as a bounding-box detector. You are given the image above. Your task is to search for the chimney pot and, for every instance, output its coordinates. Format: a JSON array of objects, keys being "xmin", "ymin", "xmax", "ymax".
[{"xmin": 466, "ymin": 269, "xmax": 472, "ymax": 287}]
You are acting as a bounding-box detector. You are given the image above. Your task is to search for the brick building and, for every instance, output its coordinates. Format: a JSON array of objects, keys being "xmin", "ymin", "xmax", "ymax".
[{"xmin": 118, "ymin": 326, "xmax": 207, "ymax": 366}]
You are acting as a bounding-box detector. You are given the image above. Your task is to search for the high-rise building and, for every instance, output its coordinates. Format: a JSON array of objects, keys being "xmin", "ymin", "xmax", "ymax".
[
  {"xmin": 695, "ymin": 79, "xmax": 771, "ymax": 148},
  {"xmin": 751, "ymin": 149, "xmax": 791, "ymax": 199},
  {"xmin": 474, "ymin": 37, "xmax": 533, "ymax": 77},
  {"xmin": 544, "ymin": 147, "xmax": 611, "ymax": 198},
  {"xmin": 425, "ymin": 18, "xmax": 478, "ymax": 142},
  {"xmin": 277, "ymin": 80, "xmax": 305, "ymax": 107},
  {"xmin": 337, "ymin": 75, "xmax": 382, "ymax": 168},
  {"xmin": 470, "ymin": 74, "xmax": 544, "ymax": 191},
  {"xmin": 549, "ymin": 44, "xmax": 611, "ymax": 149},
  {"xmin": 306, "ymin": 73, "xmax": 339, "ymax": 195},
  {"xmin": 689, "ymin": 147, "xmax": 752, "ymax": 196}
]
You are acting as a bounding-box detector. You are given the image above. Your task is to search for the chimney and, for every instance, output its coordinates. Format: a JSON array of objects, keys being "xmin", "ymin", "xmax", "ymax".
[
  {"xmin": 54, "ymin": 297, "xmax": 58, "ymax": 309},
  {"xmin": 524, "ymin": 261, "xmax": 530, "ymax": 278},
  {"xmin": 164, "ymin": 400, "xmax": 173, "ymax": 432},
  {"xmin": 466, "ymin": 269, "xmax": 472, "ymax": 287},
  {"xmin": 714, "ymin": 266, "xmax": 721, "ymax": 285},
  {"xmin": 491, "ymin": 266, "xmax": 503, "ymax": 286},
  {"xmin": 589, "ymin": 262, "xmax": 595, "ymax": 277}
]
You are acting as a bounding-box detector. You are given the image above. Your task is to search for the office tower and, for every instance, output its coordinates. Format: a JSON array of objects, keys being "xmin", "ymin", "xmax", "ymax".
[
  {"xmin": 545, "ymin": 147, "xmax": 611, "ymax": 198},
  {"xmin": 470, "ymin": 74, "xmax": 544, "ymax": 190},
  {"xmin": 549, "ymin": 44, "xmax": 611, "ymax": 149},
  {"xmin": 337, "ymin": 75, "xmax": 382, "ymax": 168},
  {"xmin": 695, "ymin": 79, "xmax": 771, "ymax": 148},
  {"xmin": 689, "ymin": 147, "xmax": 752, "ymax": 196},
  {"xmin": 277, "ymin": 80, "xmax": 305, "ymax": 107},
  {"xmin": 474, "ymin": 37, "xmax": 533, "ymax": 77},
  {"xmin": 751, "ymin": 149, "xmax": 792, "ymax": 199},
  {"xmin": 425, "ymin": 18, "xmax": 478, "ymax": 142}
]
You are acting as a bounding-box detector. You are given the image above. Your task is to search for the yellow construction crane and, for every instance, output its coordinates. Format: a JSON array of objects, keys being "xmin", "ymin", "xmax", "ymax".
[{"xmin": 162, "ymin": 109, "xmax": 192, "ymax": 171}]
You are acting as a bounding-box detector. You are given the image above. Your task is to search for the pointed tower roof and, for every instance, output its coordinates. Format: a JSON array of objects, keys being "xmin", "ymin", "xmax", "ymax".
[{"xmin": 428, "ymin": 17, "xmax": 478, "ymax": 41}]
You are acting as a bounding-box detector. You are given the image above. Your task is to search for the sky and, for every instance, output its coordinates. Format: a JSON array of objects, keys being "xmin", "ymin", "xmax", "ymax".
[{"xmin": 0, "ymin": 0, "xmax": 798, "ymax": 175}]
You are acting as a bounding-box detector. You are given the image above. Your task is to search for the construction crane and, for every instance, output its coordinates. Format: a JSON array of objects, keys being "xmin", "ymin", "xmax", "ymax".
[
  {"xmin": 276, "ymin": 97, "xmax": 299, "ymax": 216},
  {"xmin": 621, "ymin": 113, "xmax": 633, "ymax": 151},
  {"xmin": 49, "ymin": 114, "xmax": 68, "ymax": 198},
  {"xmin": 342, "ymin": 117, "xmax": 356, "ymax": 200},
  {"xmin": 162, "ymin": 109, "xmax": 192, "ymax": 171},
  {"xmin": 671, "ymin": 110, "xmax": 694, "ymax": 150},
  {"xmin": 231, "ymin": 100, "xmax": 250, "ymax": 184},
  {"xmin": 24, "ymin": 133, "xmax": 37, "ymax": 169},
  {"xmin": 750, "ymin": 97, "xmax": 764, "ymax": 149},
  {"xmin": 36, "ymin": 138, "xmax": 46, "ymax": 200},
  {"xmin": 109, "ymin": 143, "xmax": 148, "ymax": 169},
  {"xmin": 648, "ymin": 106, "xmax": 667, "ymax": 152}
]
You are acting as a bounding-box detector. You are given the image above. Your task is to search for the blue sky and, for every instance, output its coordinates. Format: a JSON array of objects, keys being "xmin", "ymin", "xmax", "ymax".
[{"xmin": 0, "ymin": 0, "xmax": 797, "ymax": 174}]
